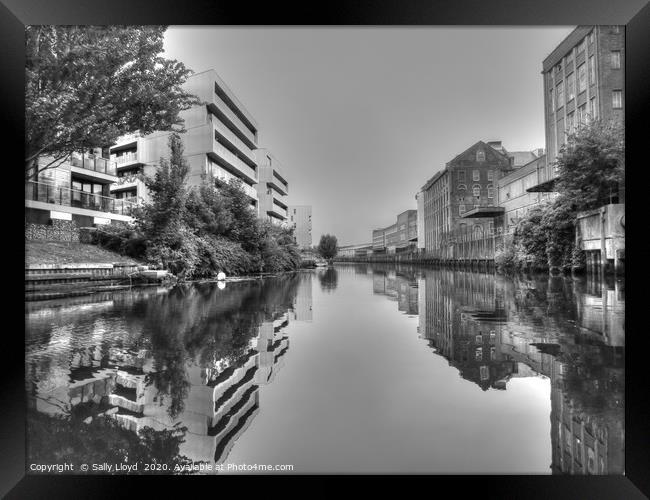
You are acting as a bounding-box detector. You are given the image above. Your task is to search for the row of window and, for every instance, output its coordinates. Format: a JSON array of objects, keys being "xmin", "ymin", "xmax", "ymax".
[
  {"xmin": 457, "ymin": 170, "xmax": 494, "ymax": 183},
  {"xmin": 457, "ymin": 184, "xmax": 495, "ymax": 198}
]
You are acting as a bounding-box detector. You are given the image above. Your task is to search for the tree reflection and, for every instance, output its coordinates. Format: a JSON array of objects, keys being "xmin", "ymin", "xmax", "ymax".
[{"xmin": 318, "ymin": 268, "xmax": 338, "ymax": 292}]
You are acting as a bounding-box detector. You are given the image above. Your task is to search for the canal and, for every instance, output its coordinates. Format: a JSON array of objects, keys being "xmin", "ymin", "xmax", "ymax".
[{"xmin": 25, "ymin": 264, "xmax": 624, "ymax": 474}]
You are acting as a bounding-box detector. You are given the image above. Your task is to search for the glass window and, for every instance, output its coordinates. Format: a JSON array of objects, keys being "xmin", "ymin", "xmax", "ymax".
[
  {"xmin": 566, "ymin": 112, "xmax": 574, "ymax": 133},
  {"xmin": 577, "ymin": 64, "xmax": 586, "ymax": 93},
  {"xmin": 487, "ymin": 184, "xmax": 494, "ymax": 198},
  {"xmin": 475, "ymin": 348, "xmax": 483, "ymax": 361},
  {"xmin": 459, "ymin": 204, "xmax": 466, "ymax": 214},
  {"xmin": 612, "ymin": 90, "xmax": 623, "ymax": 109},
  {"xmin": 588, "ymin": 56, "xmax": 595, "ymax": 85},
  {"xmin": 487, "ymin": 170, "xmax": 494, "ymax": 181},
  {"xmin": 589, "ymin": 97, "xmax": 598, "ymax": 119},
  {"xmin": 473, "ymin": 170, "xmax": 480, "ymax": 181},
  {"xmin": 549, "ymin": 86, "xmax": 555, "ymax": 110},
  {"xmin": 578, "ymin": 104, "xmax": 587, "ymax": 125},
  {"xmin": 556, "ymin": 81, "xmax": 564, "ymax": 108},
  {"xmin": 472, "ymin": 184, "xmax": 481, "ymax": 197},
  {"xmin": 566, "ymin": 73, "xmax": 575, "ymax": 101},
  {"xmin": 458, "ymin": 170, "xmax": 466, "ymax": 182},
  {"xmin": 611, "ymin": 51, "xmax": 621, "ymax": 69},
  {"xmin": 476, "ymin": 150, "xmax": 486, "ymax": 162},
  {"xmin": 457, "ymin": 184, "xmax": 466, "ymax": 191}
]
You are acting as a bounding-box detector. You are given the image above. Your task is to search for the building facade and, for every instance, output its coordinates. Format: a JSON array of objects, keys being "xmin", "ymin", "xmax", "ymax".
[
  {"xmin": 420, "ymin": 141, "xmax": 513, "ymax": 258},
  {"xmin": 372, "ymin": 209, "xmax": 418, "ymax": 254},
  {"xmin": 254, "ymin": 149, "xmax": 289, "ymax": 225},
  {"xmin": 25, "ymin": 150, "xmax": 136, "ymax": 229},
  {"xmin": 535, "ymin": 25, "xmax": 624, "ymax": 192},
  {"xmin": 338, "ymin": 243, "xmax": 373, "ymax": 258},
  {"xmin": 288, "ymin": 205, "xmax": 312, "ymax": 249}
]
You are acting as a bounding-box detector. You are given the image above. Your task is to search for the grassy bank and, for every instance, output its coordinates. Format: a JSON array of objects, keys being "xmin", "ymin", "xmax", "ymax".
[{"xmin": 26, "ymin": 240, "xmax": 145, "ymax": 266}]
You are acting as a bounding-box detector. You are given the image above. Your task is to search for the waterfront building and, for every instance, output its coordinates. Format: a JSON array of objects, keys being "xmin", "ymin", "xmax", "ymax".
[
  {"xmin": 420, "ymin": 141, "xmax": 514, "ymax": 259},
  {"xmin": 531, "ymin": 25, "xmax": 624, "ymax": 193},
  {"xmin": 372, "ymin": 209, "xmax": 418, "ymax": 254},
  {"xmin": 497, "ymin": 153, "xmax": 550, "ymax": 235},
  {"xmin": 254, "ymin": 149, "xmax": 290, "ymax": 225},
  {"xmin": 25, "ymin": 150, "xmax": 136, "ymax": 230},
  {"xmin": 416, "ymin": 191, "xmax": 425, "ymax": 251},
  {"xmin": 338, "ymin": 243, "xmax": 373, "ymax": 258},
  {"xmin": 109, "ymin": 69, "xmax": 261, "ymax": 211},
  {"xmin": 288, "ymin": 205, "xmax": 312, "ymax": 249}
]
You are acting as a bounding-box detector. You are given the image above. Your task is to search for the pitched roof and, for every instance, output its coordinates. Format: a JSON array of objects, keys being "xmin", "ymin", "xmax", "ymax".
[{"xmin": 507, "ymin": 151, "xmax": 538, "ymax": 168}]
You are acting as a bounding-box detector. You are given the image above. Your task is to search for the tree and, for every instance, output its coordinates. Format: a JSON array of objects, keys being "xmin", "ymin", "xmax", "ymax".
[
  {"xmin": 554, "ymin": 119, "xmax": 624, "ymax": 211},
  {"xmin": 318, "ymin": 234, "xmax": 338, "ymax": 260},
  {"xmin": 25, "ymin": 25, "xmax": 200, "ymax": 179}
]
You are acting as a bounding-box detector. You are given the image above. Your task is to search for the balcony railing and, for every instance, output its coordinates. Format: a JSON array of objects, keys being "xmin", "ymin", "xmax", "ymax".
[
  {"xmin": 70, "ymin": 153, "xmax": 117, "ymax": 177},
  {"xmin": 212, "ymin": 141, "xmax": 258, "ymax": 184},
  {"xmin": 211, "ymin": 93, "xmax": 257, "ymax": 147},
  {"xmin": 26, "ymin": 180, "xmax": 136, "ymax": 217},
  {"xmin": 110, "ymin": 151, "xmax": 140, "ymax": 166}
]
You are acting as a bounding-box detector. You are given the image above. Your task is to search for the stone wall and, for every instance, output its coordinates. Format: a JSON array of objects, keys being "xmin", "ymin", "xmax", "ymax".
[{"xmin": 25, "ymin": 220, "xmax": 80, "ymax": 242}]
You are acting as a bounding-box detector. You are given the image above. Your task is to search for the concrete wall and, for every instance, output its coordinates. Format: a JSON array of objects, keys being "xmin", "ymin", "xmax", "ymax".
[{"xmin": 577, "ymin": 203, "xmax": 625, "ymax": 262}]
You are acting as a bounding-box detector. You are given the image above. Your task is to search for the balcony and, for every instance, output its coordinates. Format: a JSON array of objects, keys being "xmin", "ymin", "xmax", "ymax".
[
  {"xmin": 213, "ymin": 122, "xmax": 256, "ymax": 164},
  {"xmin": 26, "ymin": 180, "xmax": 136, "ymax": 217},
  {"xmin": 209, "ymin": 93, "xmax": 257, "ymax": 148},
  {"xmin": 110, "ymin": 151, "xmax": 142, "ymax": 169},
  {"xmin": 70, "ymin": 153, "xmax": 117, "ymax": 178},
  {"xmin": 211, "ymin": 141, "xmax": 258, "ymax": 185},
  {"xmin": 211, "ymin": 165, "xmax": 258, "ymax": 201}
]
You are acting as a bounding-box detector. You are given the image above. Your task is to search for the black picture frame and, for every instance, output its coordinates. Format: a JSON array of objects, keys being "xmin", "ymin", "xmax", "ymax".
[{"xmin": 3, "ymin": 0, "xmax": 649, "ymax": 497}]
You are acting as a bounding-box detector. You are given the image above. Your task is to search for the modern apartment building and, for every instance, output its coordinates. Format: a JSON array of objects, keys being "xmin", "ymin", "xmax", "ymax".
[
  {"xmin": 25, "ymin": 150, "xmax": 136, "ymax": 228},
  {"xmin": 109, "ymin": 69, "xmax": 261, "ymax": 211},
  {"xmin": 288, "ymin": 205, "xmax": 312, "ymax": 249},
  {"xmin": 254, "ymin": 149, "xmax": 289, "ymax": 225},
  {"xmin": 532, "ymin": 25, "xmax": 624, "ymax": 193},
  {"xmin": 372, "ymin": 209, "xmax": 417, "ymax": 254}
]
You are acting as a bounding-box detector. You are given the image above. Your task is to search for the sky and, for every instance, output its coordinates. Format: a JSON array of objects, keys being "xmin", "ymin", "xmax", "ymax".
[{"xmin": 163, "ymin": 27, "xmax": 574, "ymax": 246}]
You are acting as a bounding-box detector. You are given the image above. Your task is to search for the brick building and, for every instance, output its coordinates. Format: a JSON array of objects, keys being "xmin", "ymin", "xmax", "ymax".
[{"xmin": 372, "ymin": 209, "xmax": 417, "ymax": 254}]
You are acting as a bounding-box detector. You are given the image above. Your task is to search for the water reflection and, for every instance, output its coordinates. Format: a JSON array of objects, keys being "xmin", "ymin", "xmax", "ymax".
[
  {"xmin": 318, "ymin": 267, "xmax": 338, "ymax": 292},
  {"xmin": 364, "ymin": 264, "xmax": 625, "ymax": 475},
  {"xmin": 25, "ymin": 274, "xmax": 312, "ymax": 471},
  {"xmin": 25, "ymin": 265, "xmax": 624, "ymax": 474}
]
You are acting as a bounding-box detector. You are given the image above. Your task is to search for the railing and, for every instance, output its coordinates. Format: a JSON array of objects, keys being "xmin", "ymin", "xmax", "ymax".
[
  {"xmin": 110, "ymin": 151, "xmax": 139, "ymax": 166},
  {"xmin": 70, "ymin": 153, "xmax": 117, "ymax": 177},
  {"xmin": 26, "ymin": 180, "xmax": 136, "ymax": 216},
  {"xmin": 212, "ymin": 93, "xmax": 257, "ymax": 147},
  {"xmin": 211, "ymin": 165, "xmax": 258, "ymax": 200}
]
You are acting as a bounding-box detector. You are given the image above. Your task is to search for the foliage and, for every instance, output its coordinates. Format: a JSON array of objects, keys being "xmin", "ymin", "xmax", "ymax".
[
  {"xmin": 25, "ymin": 25, "xmax": 200, "ymax": 179},
  {"xmin": 317, "ymin": 234, "xmax": 338, "ymax": 260},
  {"xmin": 554, "ymin": 119, "xmax": 625, "ymax": 211},
  {"xmin": 510, "ymin": 120, "xmax": 623, "ymax": 273},
  {"xmin": 27, "ymin": 410, "xmax": 196, "ymax": 474}
]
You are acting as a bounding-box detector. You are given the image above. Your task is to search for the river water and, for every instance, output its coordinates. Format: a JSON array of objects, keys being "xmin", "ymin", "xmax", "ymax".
[{"xmin": 25, "ymin": 264, "xmax": 624, "ymax": 474}]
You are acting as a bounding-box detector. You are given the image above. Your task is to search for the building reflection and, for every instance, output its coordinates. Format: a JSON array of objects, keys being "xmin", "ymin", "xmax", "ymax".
[
  {"xmin": 25, "ymin": 275, "xmax": 305, "ymax": 470},
  {"xmin": 371, "ymin": 267, "xmax": 624, "ymax": 475}
]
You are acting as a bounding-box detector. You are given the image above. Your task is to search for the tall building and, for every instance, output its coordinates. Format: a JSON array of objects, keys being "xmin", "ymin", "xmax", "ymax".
[
  {"xmin": 288, "ymin": 205, "xmax": 312, "ymax": 249},
  {"xmin": 254, "ymin": 149, "xmax": 289, "ymax": 225},
  {"xmin": 420, "ymin": 141, "xmax": 514, "ymax": 258},
  {"xmin": 109, "ymin": 69, "xmax": 261, "ymax": 211},
  {"xmin": 531, "ymin": 25, "xmax": 624, "ymax": 193}
]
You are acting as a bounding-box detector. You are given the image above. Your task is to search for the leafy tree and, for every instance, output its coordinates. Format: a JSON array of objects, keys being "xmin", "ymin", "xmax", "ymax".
[
  {"xmin": 25, "ymin": 25, "xmax": 200, "ymax": 179},
  {"xmin": 317, "ymin": 234, "xmax": 338, "ymax": 260},
  {"xmin": 554, "ymin": 119, "xmax": 624, "ymax": 211}
]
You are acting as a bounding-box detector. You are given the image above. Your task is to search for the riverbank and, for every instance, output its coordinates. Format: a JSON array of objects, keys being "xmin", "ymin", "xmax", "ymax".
[{"xmin": 26, "ymin": 240, "xmax": 146, "ymax": 266}]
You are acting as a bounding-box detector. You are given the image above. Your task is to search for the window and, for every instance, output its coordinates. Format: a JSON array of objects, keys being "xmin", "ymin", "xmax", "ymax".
[
  {"xmin": 459, "ymin": 204, "xmax": 466, "ymax": 214},
  {"xmin": 557, "ymin": 117, "xmax": 565, "ymax": 148},
  {"xmin": 612, "ymin": 90, "xmax": 623, "ymax": 109},
  {"xmin": 475, "ymin": 348, "xmax": 483, "ymax": 361},
  {"xmin": 472, "ymin": 184, "xmax": 481, "ymax": 197},
  {"xmin": 488, "ymin": 221, "xmax": 494, "ymax": 234},
  {"xmin": 578, "ymin": 104, "xmax": 587, "ymax": 125},
  {"xmin": 476, "ymin": 334, "xmax": 482, "ymax": 343},
  {"xmin": 589, "ymin": 97, "xmax": 598, "ymax": 119},
  {"xmin": 611, "ymin": 51, "xmax": 621, "ymax": 69},
  {"xmin": 487, "ymin": 184, "xmax": 494, "ymax": 198},
  {"xmin": 588, "ymin": 56, "xmax": 595, "ymax": 85},
  {"xmin": 473, "ymin": 170, "xmax": 480, "ymax": 181},
  {"xmin": 566, "ymin": 73, "xmax": 575, "ymax": 101},
  {"xmin": 549, "ymin": 87, "xmax": 555, "ymax": 110},
  {"xmin": 487, "ymin": 170, "xmax": 494, "ymax": 181},
  {"xmin": 457, "ymin": 184, "xmax": 467, "ymax": 191},
  {"xmin": 458, "ymin": 170, "xmax": 466, "ymax": 183},
  {"xmin": 480, "ymin": 365, "xmax": 489, "ymax": 380},
  {"xmin": 490, "ymin": 347, "xmax": 496, "ymax": 360},
  {"xmin": 556, "ymin": 81, "xmax": 564, "ymax": 108},
  {"xmin": 566, "ymin": 112, "xmax": 574, "ymax": 133},
  {"xmin": 578, "ymin": 64, "xmax": 586, "ymax": 93},
  {"xmin": 476, "ymin": 150, "xmax": 486, "ymax": 162}
]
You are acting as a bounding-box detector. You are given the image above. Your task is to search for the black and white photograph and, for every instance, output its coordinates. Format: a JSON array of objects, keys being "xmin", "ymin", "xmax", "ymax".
[{"xmin": 3, "ymin": 0, "xmax": 649, "ymax": 495}]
